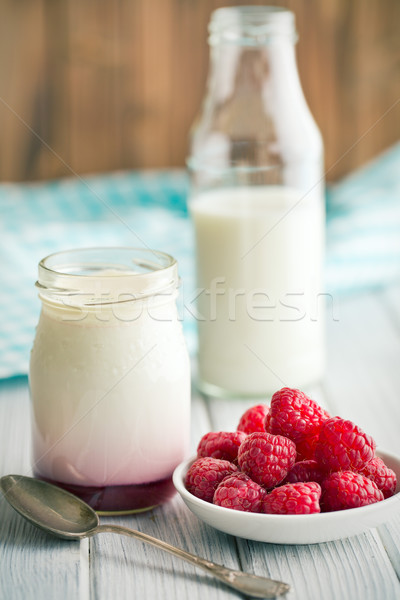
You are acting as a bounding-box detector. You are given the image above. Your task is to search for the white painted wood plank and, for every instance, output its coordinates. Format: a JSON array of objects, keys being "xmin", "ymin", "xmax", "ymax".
[
  {"xmin": 190, "ymin": 390, "xmax": 214, "ymax": 454},
  {"xmin": 0, "ymin": 377, "xmax": 85, "ymax": 600},
  {"xmin": 324, "ymin": 292, "xmax": 400, "ymax": 454},
  {"xmin": 206, "ymin": 396, "xmax": 264, "ymax": 432},
  {"xmin": 0, "ymin": 378, "xmax": 31, "ymax": 475},
  {"xmin": 378, "ymin": 513, "xmax": 400, "ymax": 579},
  {"xmin": 372, "ymin": 286, "xmax": 400, "ymax": 583},
  {"xmin": 91, "ymin": 497, "xmax": 243, "ymax": 600},
  {"xmin": 237, "ymin": 529, "xmax": 400, "ymax": 600},
  {"xmin": 382, "ymin": 281, "xmax": 400, "ymax": 325}
]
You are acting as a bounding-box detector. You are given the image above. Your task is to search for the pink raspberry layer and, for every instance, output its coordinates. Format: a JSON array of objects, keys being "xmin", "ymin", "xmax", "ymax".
[{"xmin": 37, "ymin": 474, "xmax": 176, "ymax": 513}]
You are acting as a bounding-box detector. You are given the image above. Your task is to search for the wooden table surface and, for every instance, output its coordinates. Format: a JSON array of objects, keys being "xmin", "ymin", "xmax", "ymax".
[{"xmin": 1, "ymin": 284, "xmax": 400, "ymax": 600}]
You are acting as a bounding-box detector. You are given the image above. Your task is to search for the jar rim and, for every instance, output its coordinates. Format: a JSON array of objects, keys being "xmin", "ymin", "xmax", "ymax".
[
  {"xmin": 36, "ymin": 247, "xmax": 179, "ymax": 305},
  {"xmin": 208, "ymin": 6, "xmax": 297, "ymax": 46}
]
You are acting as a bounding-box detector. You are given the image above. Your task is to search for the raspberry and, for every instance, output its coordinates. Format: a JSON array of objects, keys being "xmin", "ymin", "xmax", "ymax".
[
  {"xmin": 268, "ymin": 387, "xmax": 330, "ymax": 443},
  {"xmin": 321, "ymin": 471, "xmax": 384, "ymax": 511},
  {"xmin": 359, "ymin": 457, "xmax": 397, "ymax": 499},
  {"xmin": 283, "ymin": 460, "xmax": 325, "ymax": 485},
  {"xmin": 238, "ymin": 431, "xmax": 296, "ymax": 489},
  {"xmin": 263, "ymin": 482, "xmax": 321, "ymax": 515},
  {"xmin": 296, "ymin": 433, "xmax": 319, "ymax": 462},
  {"xmin": 264, "ymin": 411, "xmax": 272, "ymax": 432},
  {"xmin": 237, "ymin": 404, "xmax": 269, "ymax": 434},
  {"xmin": 197, "ymin": 431, "xmax": 247, "ymax": 463},
  {"xmin": 213, "ymin": 472, "xmax": 265, "ymax": 512},
  {"xmin": 185, "ymin": 457, "xmax": 238, "ymax": 503},
  {"xmin": 295, "ymin": 434, "xmax": 319, "ymax": 462},
  {"xmin": 315, "ymin": 417, "xmax": 376, "ymax": 472}
]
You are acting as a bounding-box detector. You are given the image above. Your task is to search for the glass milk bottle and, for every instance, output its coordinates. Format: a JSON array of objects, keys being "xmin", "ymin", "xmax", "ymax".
[
  {"xmin": 29, "ymin": 248, "xmax": 190, "ymax": 514},
  {"xmin": 188, "ymin": 6, "xmax": 325, "ymax": 397}
]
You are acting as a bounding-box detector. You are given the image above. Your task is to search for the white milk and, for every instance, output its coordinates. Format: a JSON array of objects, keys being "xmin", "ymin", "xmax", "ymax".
[
  {"xmin": 191, "ymin": 185, "xmax": 325, "ymax": 396},
  {"xmin": 30, "ymin": 295, "xmax": 190, "ymax": 487}
]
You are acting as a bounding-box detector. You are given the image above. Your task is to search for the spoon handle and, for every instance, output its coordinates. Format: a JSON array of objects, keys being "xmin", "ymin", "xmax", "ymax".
[{"xmin": 96, "ymin": 524, "xmax": 289, "ymax": 598}]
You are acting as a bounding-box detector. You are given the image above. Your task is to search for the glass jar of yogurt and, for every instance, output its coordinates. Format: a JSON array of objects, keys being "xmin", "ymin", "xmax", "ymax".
[{"xmin": 29, "ymin": 247, "xmax": 191, "ymax": 514}]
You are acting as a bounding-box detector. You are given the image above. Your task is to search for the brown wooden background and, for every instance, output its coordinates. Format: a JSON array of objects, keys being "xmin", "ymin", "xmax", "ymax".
[{"xmin": 0, "ymin": 0, "xmax": 399, "ymax": 183}]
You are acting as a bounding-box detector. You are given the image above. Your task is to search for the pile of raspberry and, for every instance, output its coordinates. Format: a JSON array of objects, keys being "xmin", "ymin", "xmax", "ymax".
[{"xmin": 185, "ymin": 388, "xmax": 397, "ymax": 515}]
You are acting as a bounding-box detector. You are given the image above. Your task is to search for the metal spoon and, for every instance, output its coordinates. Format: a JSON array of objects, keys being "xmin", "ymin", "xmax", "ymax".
[{"xmin": 0, "ymin": 474, "xmax": 289, "ymax": 598}]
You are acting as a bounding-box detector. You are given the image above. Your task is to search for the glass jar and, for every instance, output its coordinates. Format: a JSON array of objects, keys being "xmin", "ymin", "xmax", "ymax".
[
  {"xmin": 29, "ymin": 248, "xmax": 191, "ymax": 514},
  {"xmin": 188, "ymin": 6, "xmax": 325, "ymax": 397}
]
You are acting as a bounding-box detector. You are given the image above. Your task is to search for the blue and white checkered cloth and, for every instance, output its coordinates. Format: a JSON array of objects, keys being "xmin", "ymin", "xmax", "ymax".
[
  {"xmin": 0, "ymin": 171, "xmax": 195, "ymax": 378},
  {"xmin": 326, "ymin": 144, "xmax": 400, "ymax": 294},
  {"xmin": 1, "ymin": 144, "xmax": 400, "ymax": 379}
]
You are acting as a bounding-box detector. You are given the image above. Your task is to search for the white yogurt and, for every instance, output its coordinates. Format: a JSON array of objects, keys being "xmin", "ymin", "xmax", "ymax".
[
  {"xmin": 29, "ymin": 249, "xmax": 191, "ymax": 489},
  {"xmin": 191, "ymin": 186, "xmax": 325, "ymax": 395}
]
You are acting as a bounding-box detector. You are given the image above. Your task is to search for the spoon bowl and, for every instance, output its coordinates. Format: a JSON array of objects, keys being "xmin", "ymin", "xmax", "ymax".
[
  {"xmin": 0, "ymin": 474, "xmax": 99, "ymax": 539},
  {"xmin": 0, "ymin": 474, "xmax": 289, "ymax": 599}
]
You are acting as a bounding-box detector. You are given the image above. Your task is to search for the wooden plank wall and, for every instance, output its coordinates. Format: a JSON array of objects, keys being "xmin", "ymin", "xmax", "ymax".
[{"xmin": 0, "ymin": 0, "xmax": 398, "ymax": 182}]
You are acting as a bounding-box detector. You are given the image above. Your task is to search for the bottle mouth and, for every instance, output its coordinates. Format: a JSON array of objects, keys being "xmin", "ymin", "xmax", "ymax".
[
  {"xmin": 36, "ymin": 247, "xmax": 178, "ymax": 306},
  {"xmin": 208, "ymin": 6, "xmax": 297, "ymax": 46}
]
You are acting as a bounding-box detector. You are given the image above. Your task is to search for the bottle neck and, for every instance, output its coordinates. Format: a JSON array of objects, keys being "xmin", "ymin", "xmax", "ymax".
[
  {"xmin": 189, "ymin": 7, "xmax": 322, "ymax": 176},
  {"xmin": 205, "ymin": 6, "xmax": 298, "ymax": 106},
  {"xmin": 206, "ymin": 39, "xmax": 299, "ymax": 107},
  {"xmin": 191, "ymin": 38, "xmax": 307, "ymax": 166}
]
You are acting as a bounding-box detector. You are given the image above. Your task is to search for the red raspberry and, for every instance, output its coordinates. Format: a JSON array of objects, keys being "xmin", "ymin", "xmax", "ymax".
[
  {"xmin": 263, "ymin": 482, "xmax": 321, "ymax": 515},
  {"xmin": 282, "ymin": 460, "xmax": 325, "ymax": 485},
  {"xmin": 237, "ymin": 404, "xmax": 269, "ymax": 434},
  {"xmin": 197, "ymin": 431, "xmax": 247, "ymax": 463},
  {"xmin": 321, "ymin": 471, "xmax": 384, "ymax": 511},
  {"xmin": 238, "ymin": 432, "xmax": 296, "ymax": 489},
  {"xmin": 268, "ymin": 387, "xmax": 330, "ymax": 443},
  {"xmin": 185, "ymin": 457, "xmax": 238, "ymax": 503},
  {"xmin": 359, "ymin": 457, "xmax": 397, "ymax": 499},
  {"xmin": 213, "ymin": 472, "xmax": 265, "ymax": 512},
  {"xmin": 295, "ymin": 434, "xmax": 319, "ymax": 462},
  {"xmin": 264, "ymin": 411, "xmax": 272, "ymax": 432},
  {"xmin": 315, "ymin": 417, "xmax": 376, "ymax": 472}
]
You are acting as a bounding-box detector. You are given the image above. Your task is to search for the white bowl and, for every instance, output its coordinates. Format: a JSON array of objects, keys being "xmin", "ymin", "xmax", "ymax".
[{"xmin": 173, "ymin": 449, "xmax": 400, "ymax": 545}]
